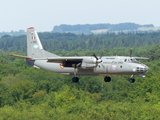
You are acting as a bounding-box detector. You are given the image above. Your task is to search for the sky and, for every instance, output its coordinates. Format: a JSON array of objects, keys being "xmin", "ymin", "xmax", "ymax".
[{"xmin": 0, "ymin": 0, "xmax": 160, "ymax": 32}]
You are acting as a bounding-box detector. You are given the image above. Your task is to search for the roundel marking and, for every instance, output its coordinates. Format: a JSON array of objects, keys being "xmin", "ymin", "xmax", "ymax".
[{"xmin": 34, "ymin": 45, "xmax": 39, "ymax": 48}]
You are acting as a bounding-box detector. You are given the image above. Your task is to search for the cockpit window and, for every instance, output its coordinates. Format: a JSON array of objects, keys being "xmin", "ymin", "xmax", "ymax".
[
  {"xmin": 124, "ymin": 59, "xmax": 131, "ymax": 62},
  {"xmin": 131, "ymin": 59, "xmax": 137, "ymax": 62},
  {"xmin": 124, "ymin": 58, "xmax": 138, "ymax": 63}
]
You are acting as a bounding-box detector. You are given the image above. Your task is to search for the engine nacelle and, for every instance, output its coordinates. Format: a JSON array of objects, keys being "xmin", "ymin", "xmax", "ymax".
[
  {"xmin": 83, "ymin": 57, "xmax": 97, "ymax": 64},
  {"xmin": 81, "ymin": 57, "xmax": 97, "ymax": 69}
]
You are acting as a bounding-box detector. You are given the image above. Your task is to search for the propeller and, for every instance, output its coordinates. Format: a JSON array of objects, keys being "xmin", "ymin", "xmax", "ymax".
[
  {"xmin": 93, "ymin": 53, "xmax": 102, "ymax": 63},
  {"xmin": 93, "ymin": 53, "xmax": 106, "ymax": 69}
]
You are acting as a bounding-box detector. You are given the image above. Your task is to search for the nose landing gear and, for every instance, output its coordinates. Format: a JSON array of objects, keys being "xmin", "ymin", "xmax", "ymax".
[
  {"xmin": 129, "ymin": 75, "xmax": 135, "ymax": 83},
  {"xmin": 129, "ymin": 78, "xmax": 135, "ymax": 83}
]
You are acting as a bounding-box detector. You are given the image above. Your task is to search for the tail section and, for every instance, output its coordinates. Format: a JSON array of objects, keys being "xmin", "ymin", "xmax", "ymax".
[{"xmin": 27, "ymin": 27, "xmax": 58, "ymax": 58}]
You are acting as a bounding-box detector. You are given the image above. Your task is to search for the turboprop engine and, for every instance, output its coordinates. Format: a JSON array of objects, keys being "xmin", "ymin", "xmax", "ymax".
[{"xmin": 81, "ymin": 56, "xmax": 102, "ymax": 69}]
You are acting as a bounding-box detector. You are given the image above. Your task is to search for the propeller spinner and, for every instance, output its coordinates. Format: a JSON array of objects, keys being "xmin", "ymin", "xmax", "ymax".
[{"xmin": 93, "ymin": 54, "xmax": 102, "ymax": 63}]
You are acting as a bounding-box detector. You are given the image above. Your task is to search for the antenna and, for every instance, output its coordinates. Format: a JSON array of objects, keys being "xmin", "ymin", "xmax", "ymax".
[{"xmin": 130, "ymin": 48, "xmax": 133, "ymax": 57}]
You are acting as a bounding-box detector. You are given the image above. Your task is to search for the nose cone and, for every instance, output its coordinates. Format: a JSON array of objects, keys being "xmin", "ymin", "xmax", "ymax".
[
  {"xmin": 144, "ymin": 65, "xmax": 149, "ymax": 73},
  {"xmin": 136, "ymin": 64, "xmax": 149, "ymax": 73},
  {"xmin": 141, "ymin": 64, "xmax": 149, "ymax": 73}
]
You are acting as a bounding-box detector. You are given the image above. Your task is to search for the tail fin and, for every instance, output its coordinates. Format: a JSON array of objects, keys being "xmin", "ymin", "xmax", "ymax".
[{"xmin": 27, "ymin": 27, "xmax": 58, "ymax": 58}]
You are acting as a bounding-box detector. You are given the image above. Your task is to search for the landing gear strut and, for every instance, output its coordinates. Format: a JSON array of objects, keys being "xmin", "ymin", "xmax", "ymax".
[
  {"xmin": 129, "ymin": 75, "xmax": 135, "ymax": 83},
  {"xmin": 72, "ymin": 66, "xmax": 79, "ymax": 83},
  {"xmin": 104, "ymin": 76, "xmax": 111, "ymax": 82}
]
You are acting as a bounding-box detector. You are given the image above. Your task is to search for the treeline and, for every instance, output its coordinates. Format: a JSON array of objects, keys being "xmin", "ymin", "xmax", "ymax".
[
  {"xmin": 0, "ymin": 30, "xmax": 25, "ymax": 37},
  {"xmin": 1, "ymin": 31, "xmax": 160, "ymax": 54},
  {"xmin": 1, "ymin": 31, "xmax": 160, "ymax": 119},
  {"xmin": 52, "ymin": 23, "xmax": 154, "ymax": 34},
  {"xmin": 0, "ymin": 45, "xmax": 160, "ymax": 119}
]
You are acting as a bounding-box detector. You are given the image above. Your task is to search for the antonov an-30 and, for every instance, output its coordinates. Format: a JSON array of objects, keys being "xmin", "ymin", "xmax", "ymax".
[{"xmin": 9, "ymin": 27, "xmax": 149, "ymax": 83}]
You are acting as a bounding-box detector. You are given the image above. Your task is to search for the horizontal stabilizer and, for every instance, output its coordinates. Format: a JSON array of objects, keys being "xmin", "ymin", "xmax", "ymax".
[{"xmin": 8, "ymin": 54, "xmax": 31, "ymax": 59}]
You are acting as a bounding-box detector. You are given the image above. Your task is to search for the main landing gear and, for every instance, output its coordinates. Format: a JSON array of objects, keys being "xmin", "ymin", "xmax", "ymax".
[
  {"xmin": 72, "ymin": 76, "xmax": 112, "ymax": 83},
  {"xmin": 104, "ymin": 76, "xmax": 111, "ymax": 82},
  {"xmin": 72, "ymin": 77, "xmax": 79, "ymax": 83},
  {"xmin": 72, "ymin": 66, "xmax": 79, "ymax": 83}
]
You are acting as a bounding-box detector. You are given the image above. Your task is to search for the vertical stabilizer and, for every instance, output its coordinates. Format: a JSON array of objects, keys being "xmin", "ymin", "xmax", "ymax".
[{"xmin": 27, "ymin": 27, "xmax": 58, "ymax": 58}]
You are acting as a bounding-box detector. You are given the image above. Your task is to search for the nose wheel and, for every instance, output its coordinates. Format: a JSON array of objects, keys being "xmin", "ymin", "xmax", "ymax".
[
  {"xmin": 129, "ymin": 75, "xmax": 135, "ymax": 83},
  {"xmin": 129, "ymin": 78, "xmax": 135, "ymax": 83}
]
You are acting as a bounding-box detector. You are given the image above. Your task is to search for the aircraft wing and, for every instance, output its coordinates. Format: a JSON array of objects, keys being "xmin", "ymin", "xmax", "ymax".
[
  {"xmin": 134, "ymin": 57, "xmax": 149, "ymax": 60},
  {"xmin": 33, "ymin": 57, "xmax": 83, "ymax": 63},
  {"xmin": 9, "ymin": 54, "xmax": 83, "ymax": 63}
]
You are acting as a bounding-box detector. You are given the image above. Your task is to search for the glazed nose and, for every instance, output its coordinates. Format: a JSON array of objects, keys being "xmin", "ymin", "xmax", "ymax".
[{"xmin": 136, "ymin": 65, "xmax": 149, "ymax": 73}]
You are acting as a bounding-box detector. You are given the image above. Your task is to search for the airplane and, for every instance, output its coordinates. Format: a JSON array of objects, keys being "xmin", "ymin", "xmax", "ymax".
[{"xmin": 9, "ymin": 27, "xmax": 149, "ymax": 83}]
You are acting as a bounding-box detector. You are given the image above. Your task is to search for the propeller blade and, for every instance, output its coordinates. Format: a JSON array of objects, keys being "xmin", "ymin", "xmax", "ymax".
[
  {"xmin": 101, "ymin": 62, "xmax": 105, "ymax": 69},
  {"xmin": 93, "ymin": 53, "xmax": 102, "ymax": 63},
  {"xmin": 93, "ymin": 53, "xmax": 98, "ymax": 60}
]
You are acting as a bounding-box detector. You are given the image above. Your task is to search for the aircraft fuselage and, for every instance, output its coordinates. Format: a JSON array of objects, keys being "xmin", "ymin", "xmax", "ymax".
[{"xmin": 28, "ymin": 56, "xmax": 148, "ymax": 76}]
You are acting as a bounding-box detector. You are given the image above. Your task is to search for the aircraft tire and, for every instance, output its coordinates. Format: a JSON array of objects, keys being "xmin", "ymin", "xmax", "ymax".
[
  {"xmin": 72, "ymin": 77, "xmax": 79, "ymax": 83},
  {"xmin": 129, "ymin": 78, "xmax": 135, "ymax": 83},
  {"xmin": 104, "ymin": 76, "xmax": 111, "ymax": 82}
]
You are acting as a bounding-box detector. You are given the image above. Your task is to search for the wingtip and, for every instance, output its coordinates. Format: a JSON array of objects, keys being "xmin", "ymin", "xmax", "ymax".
[{"xmin": 27, "ymin": 27, "xmax": 35, "ymax": 29}]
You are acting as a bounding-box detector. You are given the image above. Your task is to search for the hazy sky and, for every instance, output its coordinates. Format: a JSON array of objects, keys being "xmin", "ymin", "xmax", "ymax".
[{"xmin": 0, "ymin": 0, "xmax": 160, "ymax": 32}]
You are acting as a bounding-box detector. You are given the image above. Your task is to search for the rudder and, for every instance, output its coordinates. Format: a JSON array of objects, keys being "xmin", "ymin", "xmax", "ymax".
[{"xmin": 27, "ymin": 27, "xmax": 58, "ymax": 58}]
